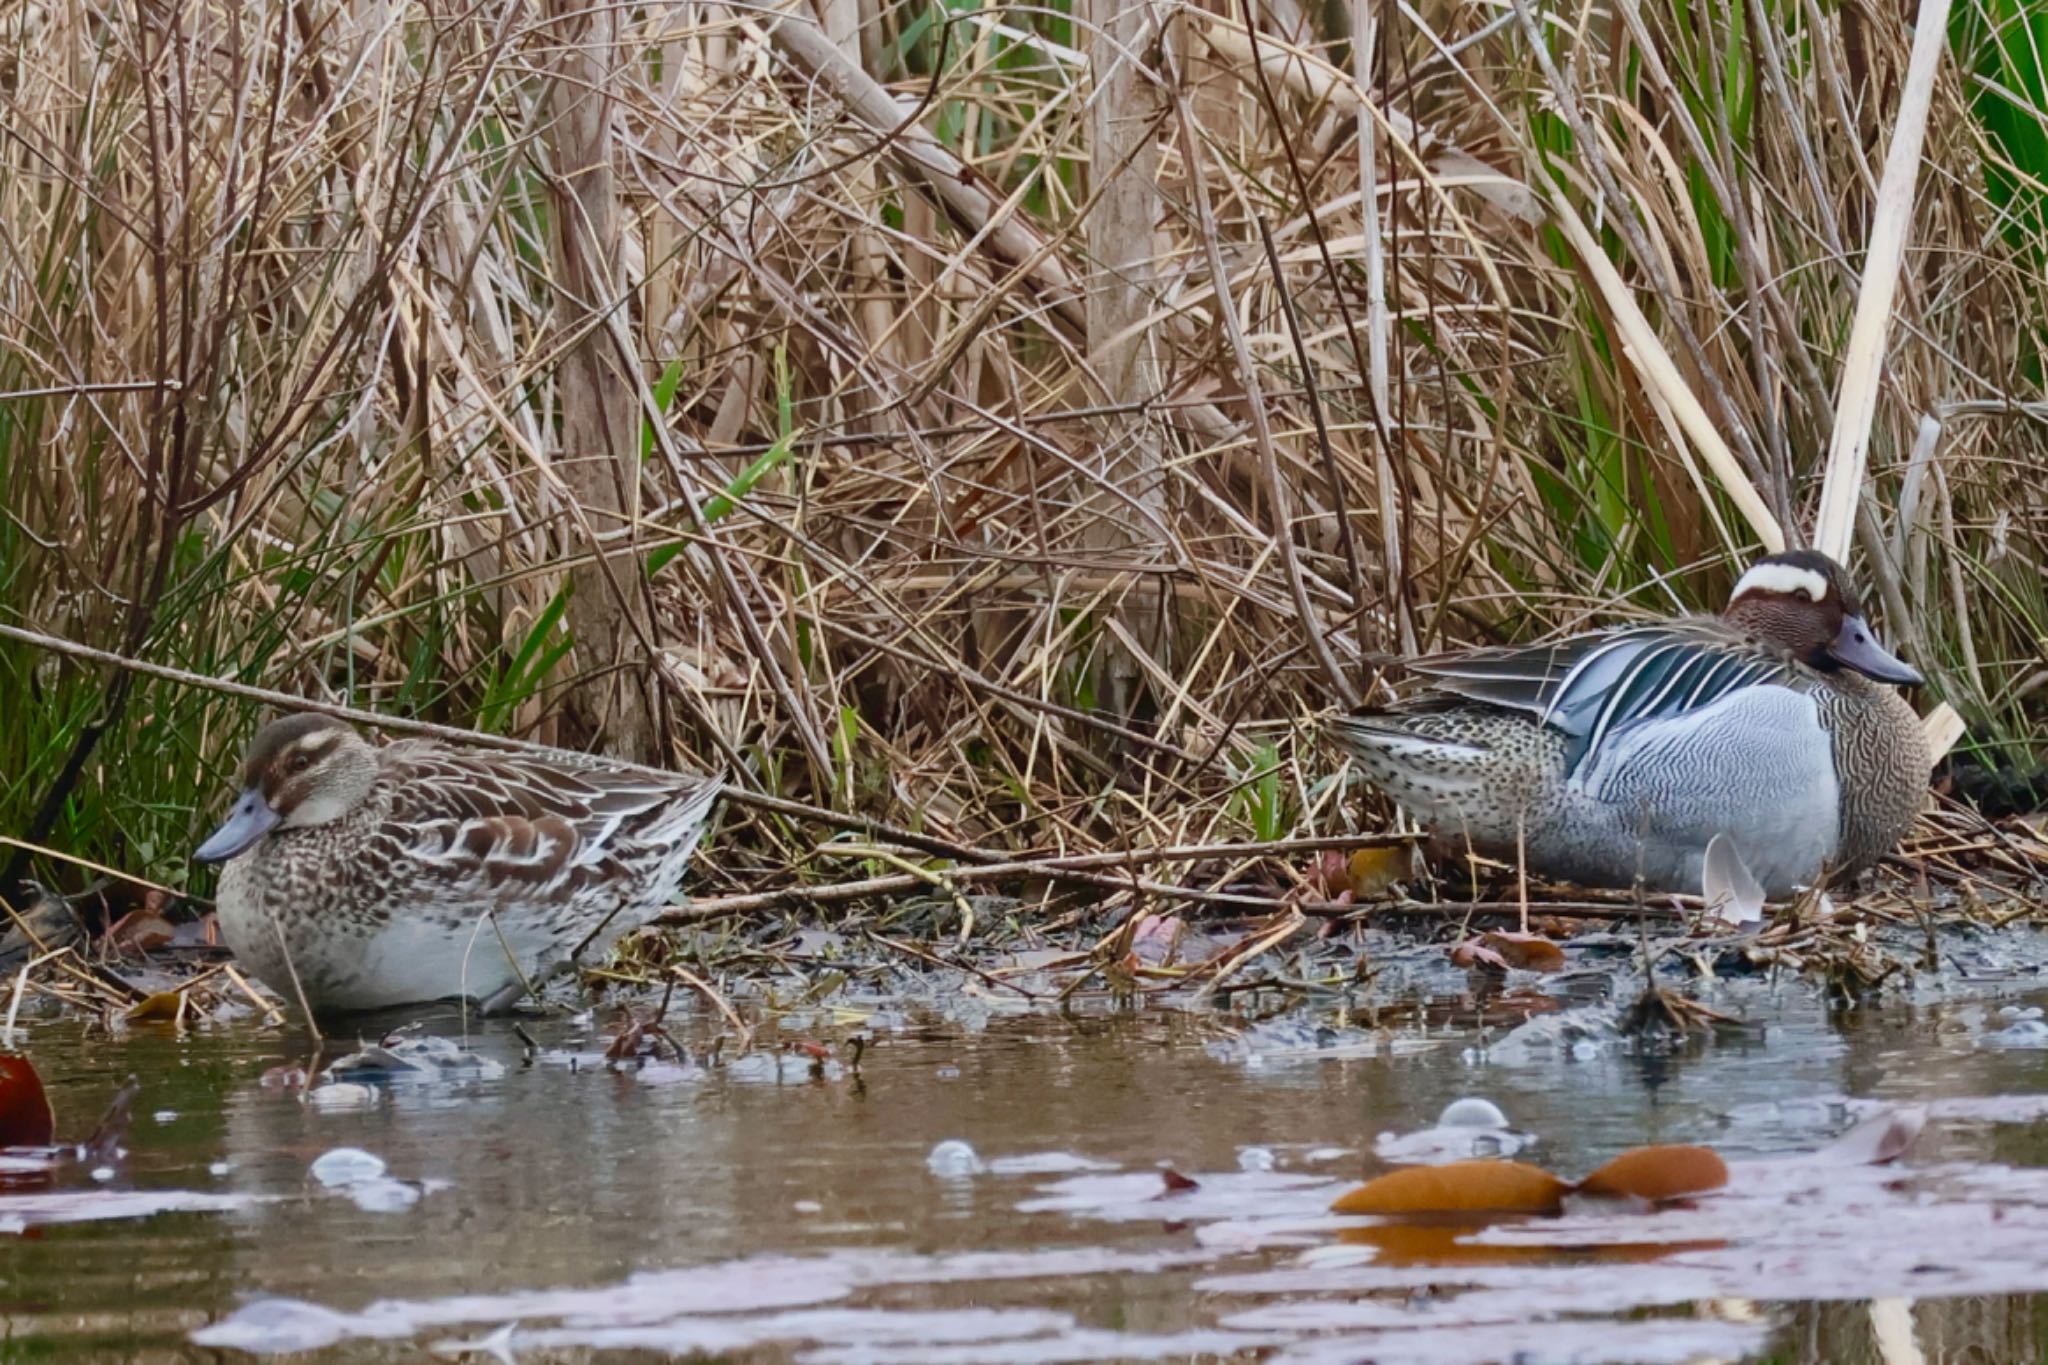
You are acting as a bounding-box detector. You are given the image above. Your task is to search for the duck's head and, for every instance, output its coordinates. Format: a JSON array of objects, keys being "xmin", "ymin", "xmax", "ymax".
[
  {"xmin": 193, "ymin": 714, "xmax": 379, "ymax": 863},
  {"xmin": 1723, "ymin": 549, "xmax": 1923, "ymax": 687}
]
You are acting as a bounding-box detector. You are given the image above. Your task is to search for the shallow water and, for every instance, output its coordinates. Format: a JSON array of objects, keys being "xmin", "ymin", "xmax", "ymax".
[{"xmin": 12, "ymin": 964, "xmax": 2048, "ymax": 1362}]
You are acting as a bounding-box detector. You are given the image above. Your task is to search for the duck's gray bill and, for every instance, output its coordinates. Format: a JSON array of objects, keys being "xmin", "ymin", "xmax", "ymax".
[
  {"xmin": 1830, "ymin": 614, "xmax": 1924, "ymax": 687},
  {"xmin": 194, "ymin": 789, "xmax": 280, "ymax": 863}
]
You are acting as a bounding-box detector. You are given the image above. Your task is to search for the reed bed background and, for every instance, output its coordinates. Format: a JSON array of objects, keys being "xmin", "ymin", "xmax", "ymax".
[{"xmin": 0, "ymin": 0, "xmax": 2043, "ymax": 905}]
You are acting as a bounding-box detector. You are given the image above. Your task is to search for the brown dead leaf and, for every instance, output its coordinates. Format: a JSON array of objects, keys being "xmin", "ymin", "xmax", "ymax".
[
  {"xmin": 1159, "ymin": 1167, "xmax": 1200, "ymax": 1194},
  {"xmin": 0, "ymin": 1055, "xmax": 54, "ymax": 1147},
  {"xmin": 1330, "ymin": 1159, "xmax": 1569, "ymax": 1216},
  {"xmin": 1448, "ymin": 939, "xmax": 1510, "ymax": 971},
  {"xmin": 1575, "ymin": 1144, "xmax": 1729, "ymax": 1202},
  {"xmin": 1478, "ymin": 931, "xmax": 1567, "ymax": 972},
  {"xmin": 105, "ymin": 910, "xmax": 176, "ymax": 953},
  {"xmin": 1529, "ymin": 916, "xmax": 1588, "ymax": 937},
  {"xmin": 1311, "ymin": 851, "xmax": 1352, "ymax": 898}
]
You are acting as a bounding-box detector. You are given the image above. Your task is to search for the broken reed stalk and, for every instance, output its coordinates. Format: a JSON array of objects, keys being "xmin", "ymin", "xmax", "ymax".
[{"xmin": 661, "ymin": 833, "xmax": 1417, "ymax": 921}]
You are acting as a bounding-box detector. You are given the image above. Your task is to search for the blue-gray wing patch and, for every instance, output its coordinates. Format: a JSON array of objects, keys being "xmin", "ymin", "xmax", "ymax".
[{"xmin": 1407, "ymin": 622, "xmax": 1800, "ymax": 774}]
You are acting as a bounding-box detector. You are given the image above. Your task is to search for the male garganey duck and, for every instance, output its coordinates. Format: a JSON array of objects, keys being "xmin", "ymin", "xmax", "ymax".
[
  {"xmin": 1326, "ymin": 550, "xmax": 1929, "ymax": 898},
  {"xmin": 194, "ymin": 714, "xmax": 723, "ymax": 1012}
]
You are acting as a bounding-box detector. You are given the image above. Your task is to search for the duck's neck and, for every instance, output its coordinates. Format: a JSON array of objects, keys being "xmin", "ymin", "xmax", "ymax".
[{"xmin": 1819, "ymin": 672, "xmax": 1929, "ymax": 879}]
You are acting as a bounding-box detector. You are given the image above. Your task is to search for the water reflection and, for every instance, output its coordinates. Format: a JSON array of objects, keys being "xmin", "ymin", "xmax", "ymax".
[{"xmin": 0, "ymin": 984, "xmax": 2043, "ymax": 1358}]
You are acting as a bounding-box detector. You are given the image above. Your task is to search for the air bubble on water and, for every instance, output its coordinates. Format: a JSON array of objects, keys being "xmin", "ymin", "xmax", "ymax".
[
  {"xmin": 926, "ymin": 1139, "xmax": 985, "ymax": 1178},
  {"xmin": 1438, "ymin": 1097, "xmax": 1509, "ymax": 1129},
  {"xmin": 310, "ymin": 1148, "xmax": 386, "ymax": 1187},
  {"xmin": 343, "ymin": 1177, "xmax": 421, "ymax": 1213}
]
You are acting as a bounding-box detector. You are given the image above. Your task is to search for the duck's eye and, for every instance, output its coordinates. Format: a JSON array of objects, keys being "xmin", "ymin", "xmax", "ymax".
[{"xmin": 288, "ymin": 753, "xmax": 313, "ymax": 774}]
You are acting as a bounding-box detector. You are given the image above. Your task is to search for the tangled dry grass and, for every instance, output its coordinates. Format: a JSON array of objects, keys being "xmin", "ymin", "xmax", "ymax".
[{"xmin": 0, "ymin": 0, "xmax": 2043, "ymax": 909}]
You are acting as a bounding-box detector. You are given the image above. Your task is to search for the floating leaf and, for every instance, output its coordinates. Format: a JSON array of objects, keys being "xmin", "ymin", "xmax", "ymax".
[
  {"xmin": 1159, "ymin": 1167, "xmax": 1201, "ymax": 1194},
  {"xmin": 1478, "ymin": 931, "xmax": 1567, "ymax": 972},
  {"xmin": 1575, "ymin": 1144, "xmax": 1729, "ymax": 1202},
  {"xmin": 1334, "ymin": 1221, "xmax": 1557, "ymax": 1265},
  {"xmin": 1330, "ymin": 1160, "xmax": 1568, "ymax": 1216},
  {"xmin": 1338, "ymin": 1221, "xmax": 1728, "ymax": 1266},
  {"xmin": 0, "ymin": 1055, "xmax": 55, "ymax": 1148}
]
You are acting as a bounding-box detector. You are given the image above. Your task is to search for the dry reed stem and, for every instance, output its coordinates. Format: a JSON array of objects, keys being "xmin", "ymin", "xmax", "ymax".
[{"xmin": 0, "ymin": 0, "xmax": 2036, "ymax": 910}]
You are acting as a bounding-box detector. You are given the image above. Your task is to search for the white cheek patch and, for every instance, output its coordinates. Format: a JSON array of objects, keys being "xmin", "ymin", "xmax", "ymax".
[
  {"xmin": 1732, "ymin": 563, "xmax": 1829, "ymax": 602},
  {"xmin": 284, "ymin": 790, "xmax": 354, "ymax": 827}
]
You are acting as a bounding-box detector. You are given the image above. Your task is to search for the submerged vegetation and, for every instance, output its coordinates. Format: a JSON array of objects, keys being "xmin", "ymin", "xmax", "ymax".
[{"xmin": 0, "ymin": 0, "xmax": 2043, "ymax": 919}]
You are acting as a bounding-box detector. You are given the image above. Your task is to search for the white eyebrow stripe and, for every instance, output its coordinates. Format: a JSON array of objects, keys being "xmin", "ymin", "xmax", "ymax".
[
  {"xmin": 291, "ymin": 735, "xmax": 342, "ymax": 762},
  {"xmin": 1733, "ymin": 563, "xmax": 1828, "ymax": 602}
]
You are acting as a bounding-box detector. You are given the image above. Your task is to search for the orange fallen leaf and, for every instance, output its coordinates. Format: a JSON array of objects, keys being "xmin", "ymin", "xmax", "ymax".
[
  {"xmin": 1335, "ymin": 1220, "xmax": 1561, "ymax": 1265},
  {"xmin": 1574, "ymin": 1144, "xmax": 1728, "ymax": 1202},
  {"xmin": 1330, "ymin": 1159, "xmax": 1568, "ymax": 1216},
  {"xmin": 1478, "ymin": 931, "xmax": 1567, "ymax": 972},
  {"xmin": 1345, "ymin": 846, "xmax": 1409, "ymax": 899},
  {"xmin": 0, "ymin": 1055, "xmax": 55, "ymax": 1148},
  {"xmin": 1159, "ymin": 1167, "xmax": 1200, "ymax": 1194},
  {"xmin": 1338, "ymin": 1221, "xmax": 1728, "ymax": 1266}
]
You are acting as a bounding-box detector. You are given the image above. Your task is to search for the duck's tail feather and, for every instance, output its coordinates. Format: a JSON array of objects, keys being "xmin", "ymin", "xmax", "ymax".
[
  {"xmin": 644, "ymin": 773, "xmax": 725, "ymax": 858},
  {"xmin": 1323, "ymin": 712, "xmax": 1498, "ymax": 818}
]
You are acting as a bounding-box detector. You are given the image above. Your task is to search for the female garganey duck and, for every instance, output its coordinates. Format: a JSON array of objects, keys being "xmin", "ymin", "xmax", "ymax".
[
  {"xmin": 1326, "ymin": 550, "xmax": 1929, "ymax": 898},
  {"xmin": 194, "ymin": 714, "xmax": 723, "ymax": 1012}
]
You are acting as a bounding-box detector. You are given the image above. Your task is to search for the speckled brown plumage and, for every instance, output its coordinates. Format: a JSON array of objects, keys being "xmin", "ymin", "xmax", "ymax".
[{"xmin": 201, "ymin": 716, "xmax": 723, "ymax": 1011}]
